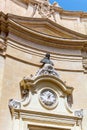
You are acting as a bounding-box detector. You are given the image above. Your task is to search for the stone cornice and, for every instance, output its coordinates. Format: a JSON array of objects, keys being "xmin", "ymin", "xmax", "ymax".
[
  {"xmin": 12, "ymin": 109, "xmax": 82, "ymax": 128},
  {"xmin": 20, "ymin": 74, "xmax": 74, "ymax": 94},
  {"xmin": 7, "ymin": 14, "xmax": 87, "ymax": 39},
  {"xmin": 11, "ymin": 0, "xmax": 87, "ymax": 18},
  {"xmin": 14, "ymin": 108, "xmax": 82, "ymax": 120},
  {"xmin": 59, "ymin": 10, "xmax": 87, "ymax": 17},
  {"xmin": 6, "ymin": 13, "xmax": 87, "ymax": 38},
  {"xmin": 0, "ymin": 42, "xmax": 6, "ymax": 50},
  {"xmin": 7, "ymin": 18, "xmax": 87, "ymax": 49},
  {"xmin": 0, "ymin": 11, "xmax": 87, "ymax": 50}
]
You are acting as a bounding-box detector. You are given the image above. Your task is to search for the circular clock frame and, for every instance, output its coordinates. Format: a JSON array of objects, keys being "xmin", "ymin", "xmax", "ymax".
[{"xmin": 39, "ymin": 88, "xmax": 58, "ymax": 109}]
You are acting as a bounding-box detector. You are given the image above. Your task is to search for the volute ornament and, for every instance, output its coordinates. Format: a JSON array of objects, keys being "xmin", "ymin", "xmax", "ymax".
[{"xmin": 8, "ymin": 99, "xmax": 21, "ymax": 109}]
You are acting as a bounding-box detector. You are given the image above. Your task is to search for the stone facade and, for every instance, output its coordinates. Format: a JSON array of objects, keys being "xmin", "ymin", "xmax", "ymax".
[
  {"xmin": 1, "ymin": 0, "xmax": 87, "ymax": 34},
  {"xmin": 0, "ymin": 0, "xmax": 87, "ymax": 130}
]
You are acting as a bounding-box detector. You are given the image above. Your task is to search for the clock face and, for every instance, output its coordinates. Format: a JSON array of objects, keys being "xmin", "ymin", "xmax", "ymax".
[{"xmin": 39, "ymin": 89, "xmax": 57, "ymax": 109}]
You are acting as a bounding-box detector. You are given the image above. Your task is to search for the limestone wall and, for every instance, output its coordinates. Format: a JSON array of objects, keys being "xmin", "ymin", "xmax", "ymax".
[
  {"xmin": 0, "ymin": 0, "xmax": 87, "ymax": 34},
  {"xmin": 0, "ymin": 40, "xmax": 87, "ymax": 130},
  {"xmin": 1, "ymin": 40, "xmax": 87, "ymax": 109},
  {"xmin": 0, "ymin": 56, "xmax": 5, "ymax": 100},
  {"xmin": 0, "ymin": 1, "xmax": 87, "ymax": 130}
]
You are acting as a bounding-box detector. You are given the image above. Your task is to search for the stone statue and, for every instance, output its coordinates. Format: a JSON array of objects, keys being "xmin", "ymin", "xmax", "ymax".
[
  {"xmin": 40, "ymin": 53, "xmax": 54, "ymax": 66},
  {"xmin": 35, "ymin": 53, "xmax": 59, "ymax": 77}
]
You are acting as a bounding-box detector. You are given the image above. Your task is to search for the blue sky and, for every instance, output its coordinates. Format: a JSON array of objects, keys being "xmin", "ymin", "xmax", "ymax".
[{"xmin": 50, "ymin": 0, "xmax": 87, "ymax": 12}]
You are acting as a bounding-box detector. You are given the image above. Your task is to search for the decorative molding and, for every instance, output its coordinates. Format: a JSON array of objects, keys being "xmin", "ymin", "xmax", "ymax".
[
  {"xmin": 83, "ymin": 58, "xmax": 87, "ymax": 73},
  {"xmin": 20, "ymin": 87, "xmax": 31, "ymax": 106},
  {"xmin": 67, "ymin": 94, "xmax": 73, "ymax": 108},
  {"xmin": 10, "ymin": 0, "xmax": 87, "ymax": 19},
  {"xmin": 81, "ymin": 47, "xmax": 87, "ymax": 73},
  {"xmin": 8, "ymin": 89, "xmax": 30, "ymax": 108},
  {"xmin": 8, "ymin": 54, "xmax": 82, "ymax": 130},
  {"xmin": 0, "ymin": 41, "xmax": 7, "ymax": 55},
  {"xmin": 35, "ymin": 64, "xmax": 59, "ymax": 77},
  {"xmin": 7, "ymin": 18, "xmax": 87, "ymax": 48},
  {"xmin": 13, "ymin": 109, "xmax": 82, "ymax": 128},
  {"xmin": 0, "ymin": 12, "xmax": 86, "ymax": 72},
  {"xmin": 8, "ymin": 99, "xmax": 21, "ymax": 109},
  {"xmin": 74, "ymin": 109, "xmax": 83, "ymax": 126},
  {"xmin": 20, "ymin": 54, "xmax": 73, "ymax": 94},
  {"xmin": 74, "ymin": 109, "xmax": 83, "ymax": 118},
  {"xmin": 0, "ymin": 42, "xmax": 6, "ymax": 51},
  {"xmin": 19, "ymin": 54, "xmax": 74, "ymax": 112},
  {"xmin": 1, "ymin": 12, "xmax": 87, "ymax": 50}
]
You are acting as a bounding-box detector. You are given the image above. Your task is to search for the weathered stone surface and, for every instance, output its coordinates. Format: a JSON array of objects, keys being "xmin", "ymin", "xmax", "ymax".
[{"xmin": 0, "ymin": 1, "xmax": 87, "ymax": 130}]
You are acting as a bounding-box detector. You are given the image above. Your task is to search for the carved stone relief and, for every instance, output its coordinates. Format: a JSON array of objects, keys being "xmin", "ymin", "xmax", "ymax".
[
  {"xmin": 8, "ymin": 53, "xmax": 83, "ymax": 130},
  {"xmin": 9, "ymin": 53, "xmax": 74, "ymax": 111},
  {"xmin": 31, "ymin": 0, "xmax": 61, "ymax": 22},
  {"xmin": 38, "ymin": 0, "xmax": 53, "ymax": 18},
  {"xmin": 74, "ymin": 109, "xmax": 83, "ymax": 118},
  {"xmin": 35, "ymin": 64, "xmax": 59, "ymax": 77},
  {"xmin": 9, "ymin": 99, "xmax": 21, "ymax": 109}
]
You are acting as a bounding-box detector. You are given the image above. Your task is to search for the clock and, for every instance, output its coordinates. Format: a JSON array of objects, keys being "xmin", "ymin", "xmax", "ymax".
[{"xmin": 39, "ymin": 88, "xmax": 58, "ymax": 109}]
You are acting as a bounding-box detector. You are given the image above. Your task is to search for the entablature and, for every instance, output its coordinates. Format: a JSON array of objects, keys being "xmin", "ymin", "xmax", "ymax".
[
  {"xmin": 0, "ymin": 12, "xmax": 87, "ymax": 72},
  {"xmin": 1, "ymin": 11, "xmax": 87, "ymax": 50}
]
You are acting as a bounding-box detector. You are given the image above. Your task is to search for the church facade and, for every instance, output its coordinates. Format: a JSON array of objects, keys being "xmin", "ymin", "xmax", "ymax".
[{"xmin": 0, "ymin": 0, "xmax": 87, "ymax": 130}]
